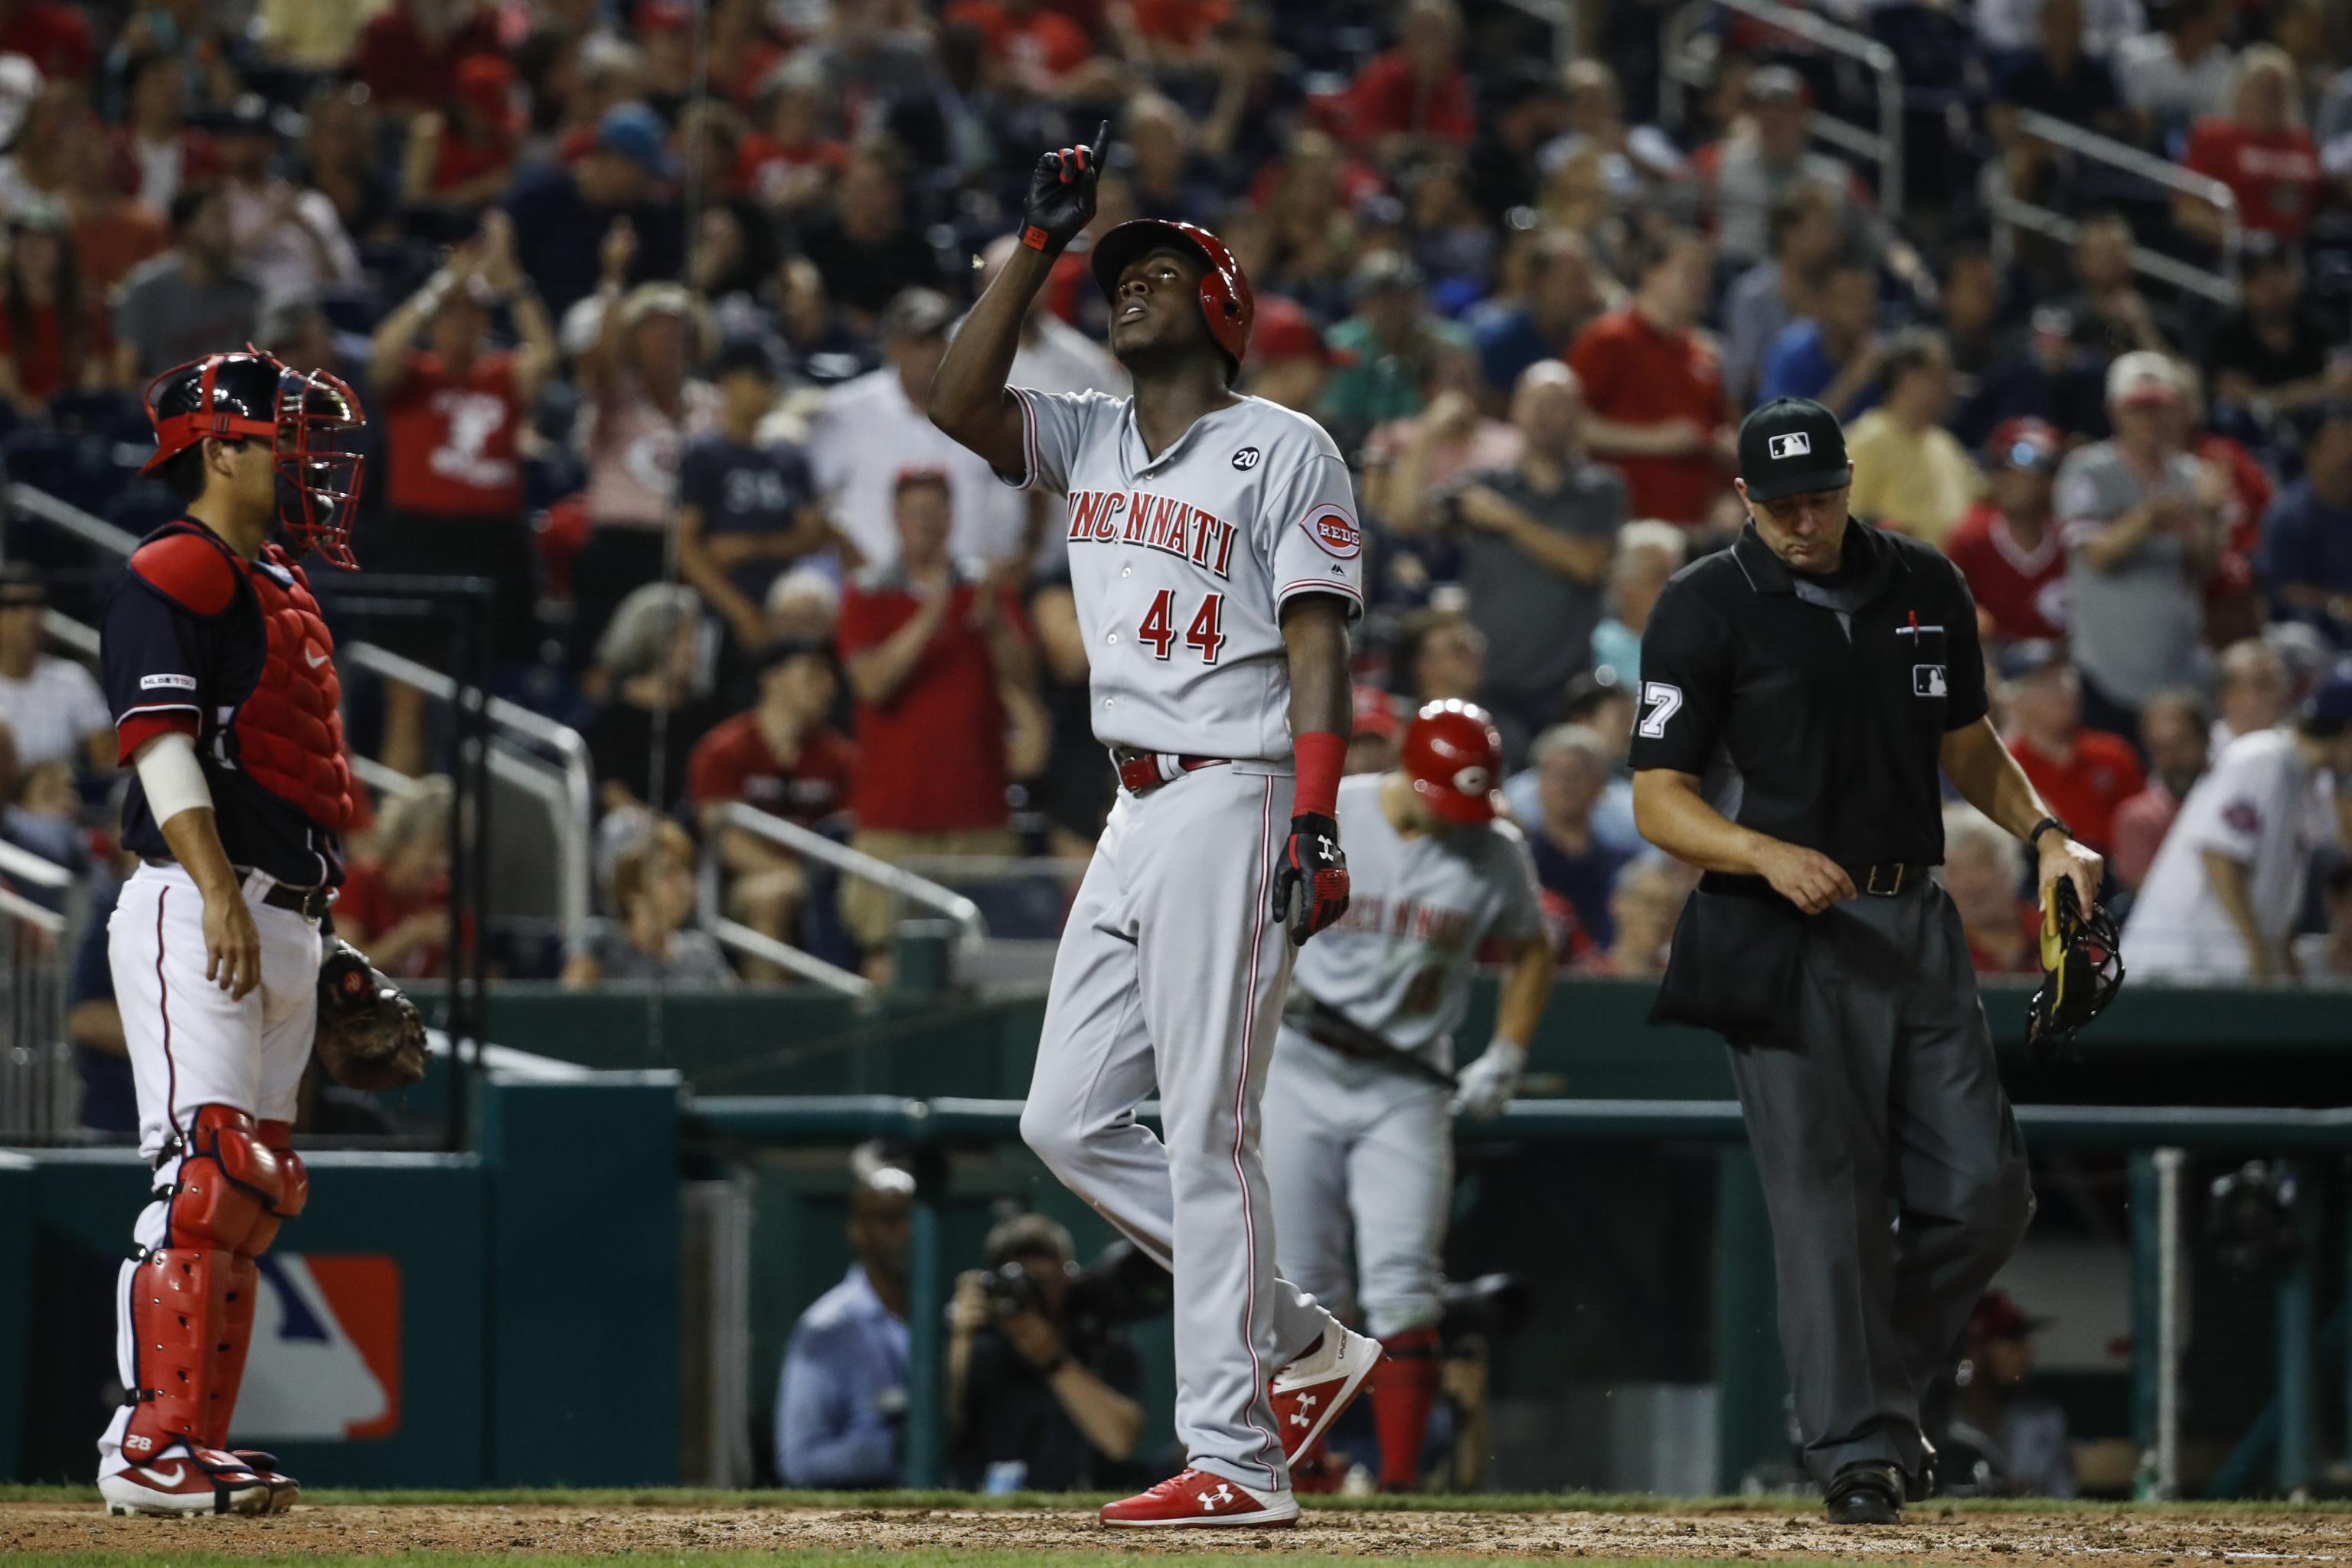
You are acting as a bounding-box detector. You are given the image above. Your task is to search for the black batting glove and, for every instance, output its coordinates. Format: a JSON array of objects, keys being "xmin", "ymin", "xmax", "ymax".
[
  {"xmin": 1272, "ymin": 812, "xmax": 1349, "ymax": 946},
  {"xmin": 1020, "ymin": 120, "xmax": 1109, "ymax": 256}
]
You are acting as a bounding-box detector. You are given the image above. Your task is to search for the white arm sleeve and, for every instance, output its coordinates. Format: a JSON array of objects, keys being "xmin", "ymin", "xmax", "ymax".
[{"xmin": 132, "ymin": 730, "xmax": 214, "ymax": 827}]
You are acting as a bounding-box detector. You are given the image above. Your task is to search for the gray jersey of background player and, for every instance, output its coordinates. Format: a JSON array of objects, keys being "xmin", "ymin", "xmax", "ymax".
[
  {"xmin": 927, "ymin": 129, "xmax": 1371, "ymax": 1524},
  {"xmin": 1628, "ymin": 396, "xmax": 2103, "ymax": 1527}
]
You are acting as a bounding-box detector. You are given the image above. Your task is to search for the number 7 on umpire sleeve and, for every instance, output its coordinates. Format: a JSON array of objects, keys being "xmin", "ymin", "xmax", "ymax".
[{"xmin": 1638, "ymin": 681, "xmax": 1683, "ymax": 740}]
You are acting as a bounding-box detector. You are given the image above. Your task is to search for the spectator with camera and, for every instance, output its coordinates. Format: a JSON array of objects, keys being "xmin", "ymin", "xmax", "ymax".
[{"xmin": 947, "ymin": 1215, "xmax": 1146, "ymax": 1494}]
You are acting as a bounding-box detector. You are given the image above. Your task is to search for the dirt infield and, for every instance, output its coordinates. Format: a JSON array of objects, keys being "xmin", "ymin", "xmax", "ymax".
[{"xmin": 5, "ymin": 1498, "xmax": 2350, "ymax": 1565}]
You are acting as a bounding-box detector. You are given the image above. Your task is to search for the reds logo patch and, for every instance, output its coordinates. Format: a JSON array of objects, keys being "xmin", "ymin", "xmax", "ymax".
[{"xmin": 1302, "ymin": 505, "xmax": 1361, "ymax": 559}]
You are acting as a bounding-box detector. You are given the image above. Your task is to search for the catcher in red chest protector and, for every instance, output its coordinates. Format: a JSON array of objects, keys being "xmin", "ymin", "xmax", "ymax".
[{"xmin": 94, "ymin": 348, "xmax": 419, "ymax": 1518}]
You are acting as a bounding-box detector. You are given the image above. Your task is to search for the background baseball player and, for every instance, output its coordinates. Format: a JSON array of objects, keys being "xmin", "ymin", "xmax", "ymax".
[
  {"xmin": 929, "ymin": 125, "xmax": 1380, "ymax": 1528},
  {"xmin": 94, "ymin": 348, "xmax": 367, "ymax": 1517},
  {"xmin": 1263, "ymin": 700, "xmax": 1553, "ymax": 1493}
]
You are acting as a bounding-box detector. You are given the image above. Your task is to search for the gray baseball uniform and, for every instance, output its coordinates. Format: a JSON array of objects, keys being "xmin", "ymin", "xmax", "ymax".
[
  {"xmin": 1005, "ymin": 387, "xmax": 1366, "ymax": 1492},
  {"xmin": 1263, "ymin": 774, "xmax": 1545, "ymax": 1338}
]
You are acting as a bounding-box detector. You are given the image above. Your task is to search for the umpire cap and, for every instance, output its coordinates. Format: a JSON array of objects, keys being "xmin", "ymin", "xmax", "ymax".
[{"xmin": 1738, "ymin": 397, "xmax": 1851, "ymax": 501}]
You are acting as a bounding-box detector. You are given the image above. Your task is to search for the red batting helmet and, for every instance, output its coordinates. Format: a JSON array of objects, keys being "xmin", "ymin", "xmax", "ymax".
[
  {"xmin": 1089, "ymin": 218, "xmax": 1254, "ymax": 377},
  {"xmin": 1400, "ymin": 699, "xmax": 1503, "ymax": 825},
  {"xmin": 140, "ymin": 347, "xmax": 368, "ymax": 569}
]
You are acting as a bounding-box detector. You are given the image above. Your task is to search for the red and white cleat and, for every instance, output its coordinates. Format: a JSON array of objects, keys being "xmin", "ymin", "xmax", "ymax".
[
  {"xmin": 1099, "ymin": 1468, "xmax": 1299, "ymax": 1528},
  {"xmin": 1270, "ymin": 1325, "xmax": 1382, "ymax": 1463},
  {"xmin": 100, "ymin": 1446, "xmax": 279, "ymax": 1517}
]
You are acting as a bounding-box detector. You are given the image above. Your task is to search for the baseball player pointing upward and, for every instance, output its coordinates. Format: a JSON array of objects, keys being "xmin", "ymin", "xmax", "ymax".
[{"xmin": 932, "ymin": 125, "xmax": 1380, "ymax": 1527}]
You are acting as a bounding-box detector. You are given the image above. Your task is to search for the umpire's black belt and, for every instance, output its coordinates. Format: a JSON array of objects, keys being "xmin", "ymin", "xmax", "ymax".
[
  {"xmin": 1845, "ymin": 861, "xmax": 1933, "ymax": 897},
  {"xmin": 143, "ymin": 857, "xmax": 332, "ymax": 920}
]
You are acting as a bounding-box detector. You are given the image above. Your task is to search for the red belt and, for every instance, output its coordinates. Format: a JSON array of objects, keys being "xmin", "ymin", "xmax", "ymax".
[{"xmin": 1111, "ymin": 749, "xmax": 1230, "ymax": 796}]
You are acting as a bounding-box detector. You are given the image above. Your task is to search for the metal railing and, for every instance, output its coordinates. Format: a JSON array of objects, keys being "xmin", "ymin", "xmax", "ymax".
[
  {"xmin": 697, "ymin": 803, "xmax": 986, "ymax": 997},
  {"xmin": 1994, "ymin": 109, "xmax": 2243, "ymax": 307},
  {"xmin": 338, "ymin": 641, "xmax": 593, "ymax": 942},
  {"xmin": 41, "ymin": 608, "xmax": 96, "ymax": 657},
  {"xmin": 0, "ymin": 845, "xmax": 74, "ymax": 1145},
  {"xmin": 1661, "ymin": 0, "xmax": 1906, "ymax": 217}
]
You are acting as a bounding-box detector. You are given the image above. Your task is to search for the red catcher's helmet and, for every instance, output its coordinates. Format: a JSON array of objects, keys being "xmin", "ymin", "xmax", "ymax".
[
  {"xmin": 139, "ymin": 347, "xmax": 368, "ymax": 569},
  {"xmin": 1089, "ymin": 218, "xmax": 1254, "ymax": 378},
  {"xmin": 1401, "ymin": 699, "xmax": 1503, "ymax": 825}
]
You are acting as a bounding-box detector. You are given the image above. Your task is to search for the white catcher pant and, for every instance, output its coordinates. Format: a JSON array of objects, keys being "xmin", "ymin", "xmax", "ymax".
[
  {"xmin": 1021, "ymin": 763, "xmax": 1338, "ymax": 1492},
  {"xmin": 1263, "ymin": 1027, "xmax": 1452, "ymax": 1341},
  {"xmin": 96, "ymin": 861, "xmax": 322, "ymax": 1477}
]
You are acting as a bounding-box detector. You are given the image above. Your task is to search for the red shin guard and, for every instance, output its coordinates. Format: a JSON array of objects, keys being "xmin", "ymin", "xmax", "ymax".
[
  {"xmin": 1371, "ymin": 1328, "xmax": 1442, "ymax": 1491},
  {"xmin": 122, "ymin": 1109, "xmax": 302, "ymax": 1459}
]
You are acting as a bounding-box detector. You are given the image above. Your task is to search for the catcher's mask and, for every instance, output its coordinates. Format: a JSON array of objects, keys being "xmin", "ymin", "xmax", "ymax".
[
  {"xmin": 140, "ymin": 347, "xmax": 368, "ymax": 568},
  {"xmin": 2027, "ymin": 877, "xmax": 2123, "ymax": 1053}
]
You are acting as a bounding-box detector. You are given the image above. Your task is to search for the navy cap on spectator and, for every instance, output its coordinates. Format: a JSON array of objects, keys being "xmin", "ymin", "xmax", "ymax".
[
  {"xmin": 1998, "ymin": 639, "xmax": 2068, "ymax": 683},
  {"xmin": 712, "ymin": 337, "xmax": 781, "ymax": 382},
  {"xmin": 597, "ymin": 103, "xmax": 676, "ymax": 178},
  {"xmin": 2299, "ymin": 663, "xmax": 2352, "ymax": 739}
]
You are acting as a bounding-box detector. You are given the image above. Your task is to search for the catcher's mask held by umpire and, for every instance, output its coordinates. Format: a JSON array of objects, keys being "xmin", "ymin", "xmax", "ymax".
[
  {"xmin": 1089, "ymin": 218, "xmax": 1254, "ymax": 382},
  {"xmin": 2027, "ymin": 877, "xmax": 2124, "ymax": 1055},
  {"xmin": 140, "ymin": 346, "xmax": 369, "ymax": 568},
  {"xmin": 1402, "ymin": 699, "xmax": 1504, "ymax": 825}
]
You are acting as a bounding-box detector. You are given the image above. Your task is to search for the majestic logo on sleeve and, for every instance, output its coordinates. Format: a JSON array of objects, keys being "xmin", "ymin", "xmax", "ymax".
[
  {"xmin": 1065, "ymin": 488, "xmax": 1238, "ymax": 580},
  {"xmin": 1302, "ymin": 504, "xmax": 1361, "ymax": 560}
]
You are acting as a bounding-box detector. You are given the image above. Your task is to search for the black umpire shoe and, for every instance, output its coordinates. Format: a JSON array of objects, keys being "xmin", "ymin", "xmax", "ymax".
[{"xmin": 1825, "ymin": 1462, "xmax": 1903, "ymax": 1525}]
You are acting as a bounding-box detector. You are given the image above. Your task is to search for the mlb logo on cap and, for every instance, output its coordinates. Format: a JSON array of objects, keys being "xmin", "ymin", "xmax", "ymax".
[{"xmin": 1738, "ymin": 397, "xmax": 1851, "ymax": 501}]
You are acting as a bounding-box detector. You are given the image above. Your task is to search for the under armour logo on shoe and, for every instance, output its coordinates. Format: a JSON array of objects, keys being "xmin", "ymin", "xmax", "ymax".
[
  {"xmin": 1197, "ymin": 1483, "xmax": 1234, "ymax": 1510},
  {"xmin": 1288, "ymin": 1392, "xmax": 1318, "ymax": 1426}
]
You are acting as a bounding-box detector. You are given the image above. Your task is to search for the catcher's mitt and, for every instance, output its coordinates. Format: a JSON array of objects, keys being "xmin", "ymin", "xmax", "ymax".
[
  {"xmin": 2026, "ymin": 877, "xmax": 2123, "ymax": 1057},
  {"xmin": 315, "ymin": 936, "xmax": 427, "ymax": 1092}
]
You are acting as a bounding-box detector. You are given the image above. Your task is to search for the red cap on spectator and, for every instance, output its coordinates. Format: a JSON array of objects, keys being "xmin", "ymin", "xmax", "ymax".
[
  {"xmin": 1252, "ymin": 296, "xmax": 1353, "ymax": 367},
  {"xmin": 1966, "ymin": 1290, "xmax": 2049, "ymax": 1344},
  {"xmin": 1985, "ymin": 416, "xmax": 2060, "ymax": 472},
  {"xmin": 1351, "ymin": 684, "xmax": 1401, "ymax": 742},
  {"xmin": 635, "ymin": 0, "xmax": 694, "ymax": 31},
  {"xmin": 456, "ymin": 54, "xmax": 519, "ymax": 129}
]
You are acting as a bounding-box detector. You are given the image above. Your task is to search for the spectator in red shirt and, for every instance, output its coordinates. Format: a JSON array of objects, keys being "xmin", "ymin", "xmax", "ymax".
[
  {"xmin": 737, "ymin": 60, "xmax": 847, "ymax": 217},
  {"xmin": 2001, "ymin": 641, "xmax": 2146, "ymax": 852},
  {"xmin": 355, "ymin": 0, "xmax": 505, "ymax": 115},
  {"xmin": 1945, "ymin": 418, "xmax": 2069, "ymax": 645},
  {"xmin": 60, "ymin": 129, "xmax": 168, "ymax": 296},
  {"xmin": 0, "ymin": 0, "xmax": 93, "ymax": 83},
  {"xmin": 1344, "ymin": 0, "xmax": 1475, "ymax": 152},
  {"xmin": 1567, "ymin": 227, "xmax": 1731, "ymax": 525},
  {"xmin": 943, "ymin": 0, "xmax": 1096, "ymax": 89},
  {"xmin": 836, "ymin": 469, "xmax": 1040, "ymax": 963},
  {"xmin": 2180, "ymin": 47, "xmax": 2323, "ymax": 244},
  {"xmin": 338, "ymin": 775, "xmax": 455, "ymax": 982},
  {"xmin": 0, "ymin": 205, "xmax": 114, "ymax": 415},
  {"xmin": 400, "ymin": 53, "xmax": 524, "ymax": 220},
  {"xmin": 1943, "ymin": 805, "xmax": 2040, "ymax": 975},
  {"xmin": 2109, "ymin": 687, "xmax": 2210, "ymax": 890},
  {"xmin": 110, "ymin": 51, "xmax": 215, "ymax": 214},
  {"xmin": 367, "ymin": 212, "xmax": 559, "ymax": 774},
  {"xmin": 688, "ymin": 640, "xmax": 858, "ymax": 976}
]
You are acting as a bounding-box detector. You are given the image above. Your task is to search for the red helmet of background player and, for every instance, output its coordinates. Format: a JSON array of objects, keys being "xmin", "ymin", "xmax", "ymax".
[
  {"xmin": 1400, "ymin": 699, "xmax": 1503, "ymax": 824},
  {"xmin": 139, "ymin": 346, "xmax": 369, "ymax": 569},
  {"xmin": 1089, "ymin": 218, "xmax": 1254, "ymax": 380}
]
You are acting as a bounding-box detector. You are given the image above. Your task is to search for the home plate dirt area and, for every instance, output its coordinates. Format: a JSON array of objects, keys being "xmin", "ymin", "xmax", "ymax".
[{"xmin": 3, "ymin": 1492, "xmax": 2350, "ymax": 1567}]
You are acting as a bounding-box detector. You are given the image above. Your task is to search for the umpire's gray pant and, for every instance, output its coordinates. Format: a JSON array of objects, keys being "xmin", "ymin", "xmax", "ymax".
[{"xmin": 1727, "ymin": 877, "xmax": 2034, "ymax": 1487}]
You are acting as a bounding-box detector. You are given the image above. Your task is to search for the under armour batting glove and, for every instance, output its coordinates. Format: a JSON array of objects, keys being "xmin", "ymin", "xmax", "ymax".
[
  {"xmin": 1451, "ymin": 1040, "xmax": 1526, "ymax": 1121},
  {"xmin": 1021, "ymin": 120, "xmax": 1110, "ymax": 256},
  {"xmin": 1273, "ymin": 812, "xmax": 1349, "ymax": 946}
]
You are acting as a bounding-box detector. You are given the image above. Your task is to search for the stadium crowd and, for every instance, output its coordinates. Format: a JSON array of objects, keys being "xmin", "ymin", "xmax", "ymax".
[{"xmin": 4, "ymin": 0, "xmax": 2352, "ymax": 998}]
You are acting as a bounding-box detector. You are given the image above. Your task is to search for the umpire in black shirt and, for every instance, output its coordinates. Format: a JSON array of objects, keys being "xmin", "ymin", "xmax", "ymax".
[{"xmin": 1629, "ymin": 398, "xmax": 2103, "ymax": 1525}]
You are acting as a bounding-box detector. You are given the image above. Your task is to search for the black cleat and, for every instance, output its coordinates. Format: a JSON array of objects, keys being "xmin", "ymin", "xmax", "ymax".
[{"xmin": 1825, "ymin": 1462, "xmax": 1903, "ymax": 1525}]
